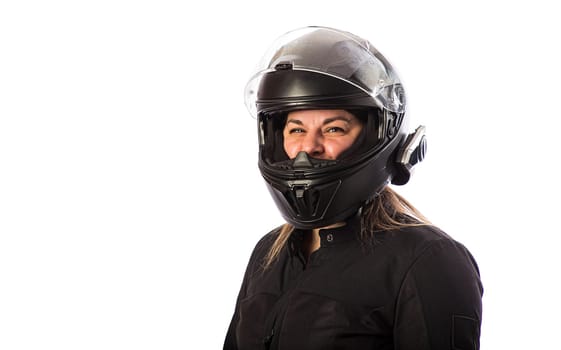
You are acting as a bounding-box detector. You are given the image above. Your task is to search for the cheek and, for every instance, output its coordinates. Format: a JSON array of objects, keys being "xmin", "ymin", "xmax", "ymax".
[
  {"xmin": 283, "ymin": 139, "xmax": 297, "ymax": 158},
  {"xmin": 325, "ymin": 139, "xmax": 354, "ymax": 158}
]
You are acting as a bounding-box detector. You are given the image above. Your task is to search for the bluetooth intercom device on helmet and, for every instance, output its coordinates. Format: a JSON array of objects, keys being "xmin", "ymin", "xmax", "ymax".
[{"xmin": 245, "ymin": 26, "xmax": 426, "ymax": 229}]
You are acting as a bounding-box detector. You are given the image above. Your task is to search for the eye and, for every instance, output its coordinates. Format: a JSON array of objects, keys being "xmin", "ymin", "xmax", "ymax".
[
  {"xmin": 325, "ymin": 126, "xmax": 345, "ymax": 133},
  {"xmin": 287, "ymin": 128, "xmax": 305, "ymax": 134}
]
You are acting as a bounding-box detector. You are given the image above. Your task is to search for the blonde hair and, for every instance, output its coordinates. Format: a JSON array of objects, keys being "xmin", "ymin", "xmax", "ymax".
[{"xmin": 263, "ymin": 186, "xmax": 430, "ymax": 269}]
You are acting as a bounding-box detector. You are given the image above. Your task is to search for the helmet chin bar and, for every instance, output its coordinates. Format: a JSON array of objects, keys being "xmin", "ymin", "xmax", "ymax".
[
  {"xmin": 268, "ymin": 152, "xmax": 341, "ymax": 224},
  {"xmin": 265, "ymin": 177, "xmax": 346, "ymax": 229},
  {"xmin": 286, "ymin": 178, "xmax": 340, "ymax": 223}
]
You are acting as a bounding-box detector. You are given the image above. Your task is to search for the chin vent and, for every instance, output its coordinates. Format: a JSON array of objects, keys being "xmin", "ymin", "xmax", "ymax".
[{"xmin": 284, "ymin": 180, "xmax": 341, "ymax": 220}]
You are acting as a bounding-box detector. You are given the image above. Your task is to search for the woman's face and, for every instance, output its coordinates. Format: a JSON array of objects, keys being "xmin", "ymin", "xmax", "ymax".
[{"xmin": 283, "ymin": 109, "xmax": 363, "ymax": 160}]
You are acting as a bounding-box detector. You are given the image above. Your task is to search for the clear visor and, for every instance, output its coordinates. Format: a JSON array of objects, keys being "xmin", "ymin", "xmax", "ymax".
[{"xmin": 245, "ymin": 26, "xmax": 405, "ymax": 118}]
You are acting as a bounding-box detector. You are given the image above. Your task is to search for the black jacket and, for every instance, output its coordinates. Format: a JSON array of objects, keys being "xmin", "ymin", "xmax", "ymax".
[{"xmin": 224, "ymin": 217, "xmax": 483, "ymax": 350}]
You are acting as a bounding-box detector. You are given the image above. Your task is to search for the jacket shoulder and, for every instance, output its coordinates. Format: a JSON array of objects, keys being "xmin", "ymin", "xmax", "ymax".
[
  {"xmin": 242, "ymin": 225, "xmax": 284, "ymax": 272},
  {"xmin": 253, "ymin": 225, "xmax": 283, "ymax": 253},
  {"xmin": 382, "ymin": 224, "xmax": 477, "ymax": 267},
  {"xmin": 384, "ymin": 224, "xmax": 452, "ymax": 250}
]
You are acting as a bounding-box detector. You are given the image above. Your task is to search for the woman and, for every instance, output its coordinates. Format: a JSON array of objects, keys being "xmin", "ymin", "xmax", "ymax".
[{"xmin": 224, "ymin": 26, "xmax": 483, "ymax": 350}]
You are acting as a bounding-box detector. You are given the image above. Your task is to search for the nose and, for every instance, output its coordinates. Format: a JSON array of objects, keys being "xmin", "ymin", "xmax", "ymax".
[{"xmin": 299, "ymin": 132, "xmax": 324, "ymax": 157}]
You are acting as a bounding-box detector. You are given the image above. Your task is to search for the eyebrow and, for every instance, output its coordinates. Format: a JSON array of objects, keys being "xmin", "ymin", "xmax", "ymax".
[{"xmin": 285, "ymin": 115, "xmax": 352, "ymax": 126}]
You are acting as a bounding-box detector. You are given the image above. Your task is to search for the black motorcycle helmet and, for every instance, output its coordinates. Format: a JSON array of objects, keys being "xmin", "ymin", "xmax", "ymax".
[{"xmin": 245, "ymin": 26, "xmax": 426, "ymax": 229}]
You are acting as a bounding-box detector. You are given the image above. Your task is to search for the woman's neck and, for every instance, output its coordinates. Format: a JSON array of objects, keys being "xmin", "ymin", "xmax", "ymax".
[{"xmin": 302, "ymin": 222, "xmax": 346, "ymax": 259}]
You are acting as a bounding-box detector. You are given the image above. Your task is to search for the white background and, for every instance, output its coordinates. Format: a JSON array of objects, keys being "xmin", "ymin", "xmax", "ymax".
[{"xmin": 1, "ymin": 0, "xmax": 559, "ymax": 349}]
